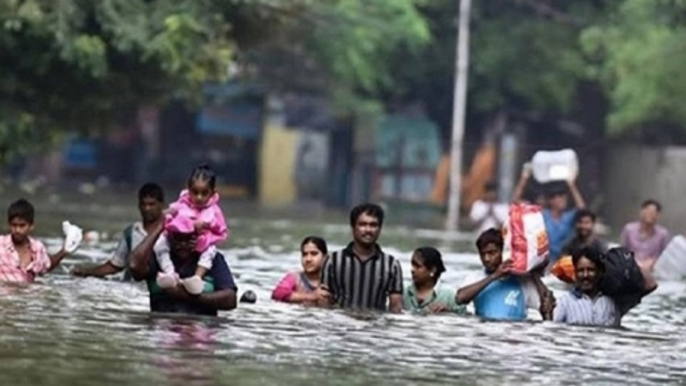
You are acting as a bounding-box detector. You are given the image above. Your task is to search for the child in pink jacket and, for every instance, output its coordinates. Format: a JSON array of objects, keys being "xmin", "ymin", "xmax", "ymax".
[{"xmin": 155, "ymin": 164, "xmax": 228, "ymax": 294}]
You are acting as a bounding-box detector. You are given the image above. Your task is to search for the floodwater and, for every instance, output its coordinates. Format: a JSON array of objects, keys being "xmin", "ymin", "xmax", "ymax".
[{"xmin": 0, "ymin": 194, "xmax": 685, "ymax": 385}]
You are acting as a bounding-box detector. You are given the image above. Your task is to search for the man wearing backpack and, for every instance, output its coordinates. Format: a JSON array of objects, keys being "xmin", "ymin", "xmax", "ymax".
[{"xmin": 72, "ymin": 183, "xmax": 165, "ymax": 280}]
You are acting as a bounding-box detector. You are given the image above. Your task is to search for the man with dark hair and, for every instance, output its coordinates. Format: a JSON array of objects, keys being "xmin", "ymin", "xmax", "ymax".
[
  {"xmin": 470, "ymin": 181, "xmax": 508, "ymax": 233},
  {"xmin": 620, "ymin": 199, "xmax": 670, "ymax": 271},
  {"xmin": 456, "ymin": 228, "xmax": 554, "ymax": 321},
  {"xmin": 0, "ymin": 199, "xmax": 78, "ymax": 283},
  {"xmin": 553, "ymin": 247, "xmax": 619, "ymax": 326},
  {"xmin": 73, "ymin": 183, "xmax": 166, "ymax": 280},
  {"xmin": 320, "ymin": 203, "xmax": 404, "ymax": 312},
  {"xmin": 561, "ymin": 209, "xmax": 608, "ymax": 257},
  {"xmin": 128, "ymin": 215, "xmax": 238, "ymax": 316}
]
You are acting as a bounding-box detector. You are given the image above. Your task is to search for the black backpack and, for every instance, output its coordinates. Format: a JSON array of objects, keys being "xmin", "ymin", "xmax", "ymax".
[{"xmin": 599, "ymin": 247, "xmax": 644, "ymax": 296}]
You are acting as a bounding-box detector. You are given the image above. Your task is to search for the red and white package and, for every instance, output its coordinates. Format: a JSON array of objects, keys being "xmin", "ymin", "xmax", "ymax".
[{"xmin": 502, "ymin": 203, "xmax": 549, "ymax": 274}]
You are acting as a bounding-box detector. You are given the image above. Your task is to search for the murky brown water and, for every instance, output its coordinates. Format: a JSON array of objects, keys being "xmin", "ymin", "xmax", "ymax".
[{"xmin": 0, "ymin": 193, "xmax": 684, "ymax": 385}]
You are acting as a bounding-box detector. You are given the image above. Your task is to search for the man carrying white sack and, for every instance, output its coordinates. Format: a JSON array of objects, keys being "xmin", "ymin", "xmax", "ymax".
[{"xmin": 0, "ymin": 198, "xmax": 83, "ymax": 284}]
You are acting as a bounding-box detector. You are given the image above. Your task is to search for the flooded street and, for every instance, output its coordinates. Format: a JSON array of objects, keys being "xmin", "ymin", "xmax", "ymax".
[{"xmin": 0, "ymin": 194, "xmax": 685, "ymax": 385}]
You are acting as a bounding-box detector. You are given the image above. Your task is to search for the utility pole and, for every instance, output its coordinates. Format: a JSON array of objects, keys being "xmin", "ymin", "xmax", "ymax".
[{"xmin": 445, "ymin": 0, "xmax": 472, "ymax": 233}]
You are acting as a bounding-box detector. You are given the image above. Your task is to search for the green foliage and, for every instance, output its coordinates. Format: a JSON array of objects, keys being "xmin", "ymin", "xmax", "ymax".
[
  {"xmin": 580, "ymin": 0, "xmax": 686, "ymax": 133},
  {"xmin": 0, "ymin": 0, "xmax": 429, "ymax": 163}
]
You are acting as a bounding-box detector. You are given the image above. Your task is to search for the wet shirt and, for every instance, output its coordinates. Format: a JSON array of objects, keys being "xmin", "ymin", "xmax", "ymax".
[
  {"xmin": 543, "ymin": 209, "xmax": 577, "ymax": 263},
  {"xmin": 146, "ymin": 252, "xmax": 237, "ymax": 316},
  {"xmin": 321, "ymin": 243, "xmax": 403, "ymax": 311},
  {"xmin": 553, "ymin": 288, "xmax": 619, "ymax": 327},
  {"xmin": 402, "ymin": 285, "xmax": 465, "ymax": 314},
  {"xmin": 272, "ymin": 271, "xmax": 317, "ymax": 303},
  {"xmin": 0, "ymin": 235, "xmax": 51, "ymax": 284},
  {"xmin": 109, "ymin": 222, "xmax": 147, "ymax": 279},
  {"xmin": 461, "ymin": 272, "xmax": 540, "ymax": 321},
  {"xmin": 620, "ymin": 222, "xmax": 670, "ymax": 262}
]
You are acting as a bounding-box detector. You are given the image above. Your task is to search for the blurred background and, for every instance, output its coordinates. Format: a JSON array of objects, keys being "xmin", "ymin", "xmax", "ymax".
[{"xmin": 1, "ymin": 0, "xmax": 685, "ymax": 233}]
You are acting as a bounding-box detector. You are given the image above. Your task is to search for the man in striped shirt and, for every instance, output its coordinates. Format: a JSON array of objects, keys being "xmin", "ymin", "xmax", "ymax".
[
  {"xmin": 320, "ymin": 203, "xmax": 404, "ymax": 312},
  {"xmin": 553, "ymin": 247, "xmax": 619, "ymax": 326}
]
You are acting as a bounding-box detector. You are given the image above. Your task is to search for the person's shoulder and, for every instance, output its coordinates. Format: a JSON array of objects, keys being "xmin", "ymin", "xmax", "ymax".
[
  {"xmin": 28, "ymin": 237, "xmax": 47, "ymax": 251},
  {"xmin": 461, "ymin": 271, "xmax": 486, "ymax": 287},
  {"xmin": 623, "ymin": 221, "xmax": 639, "ymax": 231},
  {"xmin": 207, "ymin": 252, "xmax": 231, "ymax": 275},
  {"xmin": 656, "ymin": 224, "xmax": 670, "ymax": 236},
  {"xmin": 435, "ymin": 286, "xmax": 456, "ymax": 300}
]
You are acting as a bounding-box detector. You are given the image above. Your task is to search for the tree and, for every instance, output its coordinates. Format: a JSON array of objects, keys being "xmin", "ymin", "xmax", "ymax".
[
  {"xmin": 581, "ymin": 0, "xmax": 686, "ymax": 134},
  {"xmin": 0, "ymin": 0, "xmax": 429, "ymax": 164}
]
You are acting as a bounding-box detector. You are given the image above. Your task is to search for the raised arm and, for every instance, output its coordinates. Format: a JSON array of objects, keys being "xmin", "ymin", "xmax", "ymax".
[
  {"xmin": 512, "ymin": 169, "xmax": 530, "ymax": 203},
  {"xmin": 72, "ymin": 261, "xmax": 123, "ymax": 278},
  {"xmin": 567, "ymin": 178, "xmax": 586, "ymax": 209},
  {"xmin": 129, "ymin": 221, "xmax": 164, "ymax": 281},
  {"xmin": 47, "ymin": 249, "xmax": 70, "ymax": 272}
]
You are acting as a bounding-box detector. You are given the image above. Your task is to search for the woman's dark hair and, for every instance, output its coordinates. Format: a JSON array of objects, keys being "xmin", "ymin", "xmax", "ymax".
[
  {"xmin": 571, "ymin": 246, "xmax": 605, "ymax": 272},
  {"xmin": 476, "ymin": 228, "xmax": 504, "ymax": 252},
  {"xmin": 415, "ymin": 247, "xmax": 446, "ymax": 282},
  {"xmin": 188, "ymin": 163, "xmax": 217, "ymax": 190},
  {"xmin": 349, "ymin": 203, "xmax": 384, "ymax": 227},
  {"xmin": 301, "ymin": 236, "xmax": 328, "ymax": 255}
]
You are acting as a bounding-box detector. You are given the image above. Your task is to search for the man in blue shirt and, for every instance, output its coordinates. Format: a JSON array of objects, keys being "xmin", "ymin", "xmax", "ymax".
[
  {"xmin": 457, "ymin": 229, "xmax": 554, "ymax": 321},
  {"xmin": 513, "ymin": 170, "xmax": 586, "ymax": 265}
]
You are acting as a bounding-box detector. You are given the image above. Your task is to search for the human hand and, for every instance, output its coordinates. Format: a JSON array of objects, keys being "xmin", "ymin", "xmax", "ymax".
[
  {"xmin": 194, "ymin": 221, "xmax": 208, "ymax": 233},
  {"xmin": 520, "ymin": 163, "xmax": 532, "ymax": 181},
  {"xmin": 428, "ymin": 304, "xmax": 449, "ymax": 314},
  {"xmin": 164, "ymin": 283, "xmax": 192, "ymax": 300},
  {"xmin": 540, "ymin": 291, "xmax": 556, "ymax": 318},
  {"xmin": 71, "ymin": 265, "xmax": 90, "ymax": 277},
  {"xmin": 494, "ymin": 259, "xmax": 514, "ymax": 279},
  {"xmin": 314, "ymin": 285, "xmax": 332, "ymax": 305},
  {"xmin": 164, "ymin": 207, "xmax": 178, "ymax": 217}
]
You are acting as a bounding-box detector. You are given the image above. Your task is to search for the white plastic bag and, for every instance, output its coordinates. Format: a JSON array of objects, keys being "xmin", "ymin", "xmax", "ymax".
[{"xmin": 62, "ymin": 221, "xmax": 83, "ymax": 253}]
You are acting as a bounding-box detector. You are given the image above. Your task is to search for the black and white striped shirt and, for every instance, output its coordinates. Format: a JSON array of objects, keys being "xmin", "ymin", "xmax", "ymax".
[{"xmin": 321, "ymin": 243, "xmax": 403, "ymax": 311}]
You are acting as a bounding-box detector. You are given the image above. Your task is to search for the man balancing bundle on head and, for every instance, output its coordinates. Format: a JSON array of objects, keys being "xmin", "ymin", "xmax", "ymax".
[{"xmin": 0, "ymin": 199, "xmax": 82, "ymax": 284}]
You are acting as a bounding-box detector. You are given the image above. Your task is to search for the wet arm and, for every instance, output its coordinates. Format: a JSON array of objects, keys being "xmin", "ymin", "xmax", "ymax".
[
  {"xmin": 129, "ymin": 221, "xmax": 165, "ymax": 281},
  {"xmin": 567, "ymin": 180, "xmax": 586, "ymax": 209},
  {"xmin": 388, "ymin": 259, "xmax": 404, "ymax": 313},
  {"xmin": 456, "ymin": 275, "xmax": 497, "ymax": 304},
  {"xmin": 530, "ymin": 273, "xmax": 553, "ymax": 321},
  {"xmin": 389, "ymin": 294, "xmax": 403, "ymax": 314},
  {"xmin": 512, "ymin": 173, "xmax": 529, "ymax": 203},
  {"xmin": 639, "ymin": 264, "xmax": 658, "ymax": 295},
  {"xmin": 197, "ymin": 289, "xmax": 236, "ymax": 310},
  {"xmin": 48, "ymin": 249, "xmax": 70, "ymax": 272},
  {"xmin": 74, "ymin": 262, "xmax": 123, "ymax": 278},
  {"xmin": 272, "ymin": 273, "xmax": 298, "ymax": 302},
  {"xmin": 165, "ymin": 287, "xmax": 237, "ymax": 311}
]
